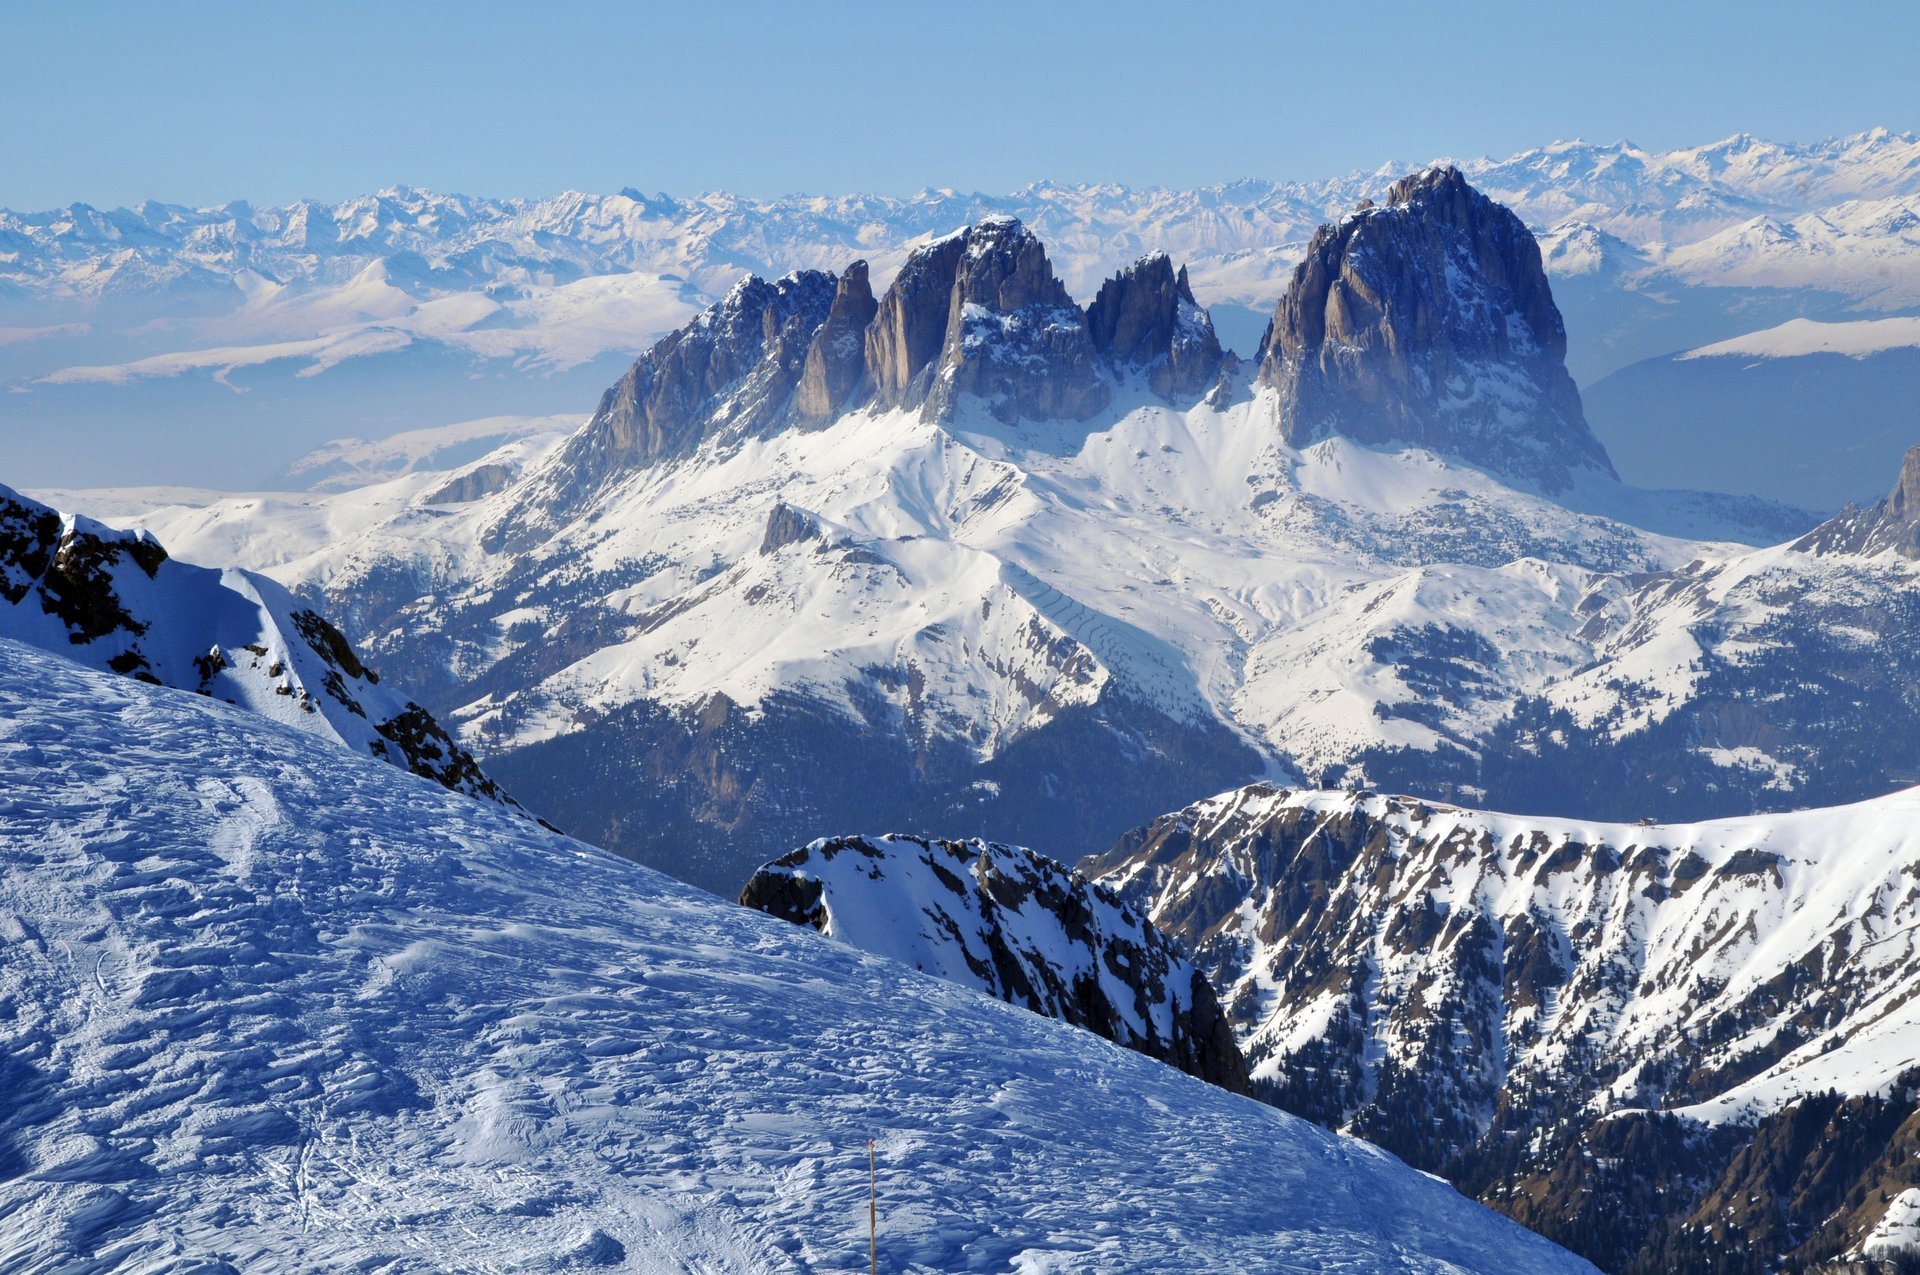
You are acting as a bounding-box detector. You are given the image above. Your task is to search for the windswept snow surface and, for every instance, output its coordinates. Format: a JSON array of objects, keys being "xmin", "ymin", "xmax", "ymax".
[{"xmin": 0, "ymin": 639, "xmax": 1594, "ymax": 1274}]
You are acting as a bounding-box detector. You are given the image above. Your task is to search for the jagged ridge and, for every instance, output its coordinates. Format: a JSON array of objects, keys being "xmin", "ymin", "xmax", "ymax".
[
  {"xmin": 0, "ymin": 483, "xmax": 520, "ymax": 810},
  {"xmin": 740, "ymin": 833, "xmax": 1250, "ymax": 1093}
]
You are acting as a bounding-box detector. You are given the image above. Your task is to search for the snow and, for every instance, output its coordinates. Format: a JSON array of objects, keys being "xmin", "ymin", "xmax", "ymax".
[
  {"xmin": 0, "ymin": 638, "xmax": 1595, "ymax": 1273},
  {"xmin": 54, "ymin": 376, "xmax": 1812, "ymax": 793},
  {"xmin": 1678, "ymin": 314, "xmax": 1920, "ymax": 361},
  {"xmin": 1865, "ymin": 1187, "xmax": 1920, "ymax": 1257}
]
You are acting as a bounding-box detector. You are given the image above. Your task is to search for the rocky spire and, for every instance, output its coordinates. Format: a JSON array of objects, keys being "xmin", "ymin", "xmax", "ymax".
[
  {"xmin": 1087, "ymin": 252, "xmax": 1227, "ymax": 401},
  {"xmin": 865, "ymin": 232, "xmax": 969, "ymax": 408},
  {"xmin": 1792, "ymin": 444, "xmax": 1920, "ymax": 558},
  {"xmin": 793, "ymin": 260, "xmax": 878, "ymax": 422},
  {"xmin": 868, "ymin": 217, "xmax": 1109, "ymax": 424},
  {"xmin": 1889, "ymin": 444, "xmax": 1920, "ymax": 522},
  {"xmin": 1257, "ymin": 166, "xmax": 1615, "ymax": 493}
]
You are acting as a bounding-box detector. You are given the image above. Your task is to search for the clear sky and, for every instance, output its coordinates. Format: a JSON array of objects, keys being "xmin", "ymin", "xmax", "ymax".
[{"xmin": 6, "ymin": 0, "xmax": 1917, "ymax": 210}]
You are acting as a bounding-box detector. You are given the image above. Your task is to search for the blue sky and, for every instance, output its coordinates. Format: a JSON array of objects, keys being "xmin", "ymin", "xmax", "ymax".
[{"xmin": 5, "ymin": 0, "xmax": 1917, "ymax": 209}]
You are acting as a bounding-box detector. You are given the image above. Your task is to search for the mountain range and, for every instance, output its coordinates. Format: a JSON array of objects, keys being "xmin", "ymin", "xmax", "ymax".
[
  {"xmin": 10, "ymin": 142, "xmax": 1920, "ymax": 1273},
  {"xmin": 58, "ymin": 165, "xmax": 1920, "ymax": 906},
  {"xmin": 0, "ymin": 636, "xmax": 1595, "ymax": 1272},
  {"xmin": 7, "ymin": 129, "xmax": 1920, "ymax": 501}
]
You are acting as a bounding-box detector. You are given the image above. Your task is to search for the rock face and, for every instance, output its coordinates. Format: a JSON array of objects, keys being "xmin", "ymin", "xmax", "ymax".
[
  {"xmin": 1087, "ymin": 252, "xmax": 1226, "ymax": 400},
  {"xmin": 0, "ymin": 483, "xmax": 521, "ymax": 810},
  {"xmin": 1257, "ymin": 166, "xmax": 1614, "ymax": 492},
  {"xmin": 868, "ymin": 217, "xmax": 1110, "ymax": 424},
  {"xmin": 866, "ymin": 232, "xmax": 971, "ymax": 409},
  {"xmin": 1794, "ymin": 442, "xmax": 1920, "ymax": 557},
  {"xmin": 1085, "ymin": 781, "xmax": 1920, "ymax": 1273},
  {"xmin": 501, "ymin": 270, "xmax": 837, "ymax": 539},
  {"xmin": 757, "ymin": 500, "xmax": 822, "ymax": 555},
  {"xmin": 922, "ymin": 216, "xmax": 1110, "ymax": 423},
  {"xmin": 793, "ymin": 259, "xmax": 878, "ymax": 421},
  {"xmin": 741, "ymin": 833, "xmax": 1251, "ymax": 1094},
  {"xmin": 504, "ymin": 218, "xmax": 1187, "ymax": 540}
]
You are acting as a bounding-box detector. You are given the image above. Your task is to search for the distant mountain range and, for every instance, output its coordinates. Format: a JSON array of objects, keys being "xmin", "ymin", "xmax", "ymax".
[{"xmin": 6, "ymin": 129, "xmax": 1920, "ymax": 499}]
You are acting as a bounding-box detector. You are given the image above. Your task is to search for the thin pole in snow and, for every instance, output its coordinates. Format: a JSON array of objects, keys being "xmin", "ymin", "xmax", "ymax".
[{"xmin": 868, "ymin": 1138, "xmax": 877, "ymax": 1275}]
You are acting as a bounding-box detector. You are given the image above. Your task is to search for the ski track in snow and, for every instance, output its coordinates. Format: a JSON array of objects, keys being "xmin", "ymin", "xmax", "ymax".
[{"xmin": 0, "ymin": 638, "xmax": 1592, "ymax": 1274}]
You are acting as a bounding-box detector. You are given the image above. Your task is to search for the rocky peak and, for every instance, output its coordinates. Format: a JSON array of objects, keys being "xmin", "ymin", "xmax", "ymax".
[
  {"xmin": 1087, "ymin": 252, "xmax": 1227, "ymax": 400},
  {"xmin": 741, "ymin": 833, "xmax": 1250, "ymax": 1093},
  {"xmin": 865, "ymin": 231, "xmax": 970, "ymax": 408},
  {"xmin": 1891, "ymin": 443, "xmax": 1920, "ymax": 521},
  {"xmin": 489, "ymin": 269, "xmax": 838, "ymax": 545},
  {"xmin": 597, "ymin": 270, "xmax": 836, "ymax": 465},
  {"xmin": 1257, "ymin": 165, "xmax": 1615, "ymax": 493},
  {"xmin": 870, "ymin": 218, "xmax": 1109, "ymax": 424},
  {"xmin": 1792, "ymin": 443, "xmax": 1920, "ymax": 557},
  {"xmin": 758, "ymin": 500, "xmax": 823, "ymax": 555},
  {"xmin": 793, "ymin": 260, "xmax": 878, "ymax": 422}
]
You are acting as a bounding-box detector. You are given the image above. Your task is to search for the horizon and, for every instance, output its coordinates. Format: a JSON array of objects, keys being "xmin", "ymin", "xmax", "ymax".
[{"xmin": 6, "ymin": 124, "xmax": 1913, "ymax": 216}]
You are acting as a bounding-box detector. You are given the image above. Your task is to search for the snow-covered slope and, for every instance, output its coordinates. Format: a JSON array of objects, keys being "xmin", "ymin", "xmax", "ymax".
[
  {"xmin": 1087, "ymin": 780, "xmax": 1920, "ymax": 1270},
  {"xmin": 0, "ymin": 637, "xmax": 1595, "ymax": 1274},
  {"xmin": 0, "ymin": 483, "xmax": 516, "ymax": 809},
  {"xmin": 740, "ymin": 834, "xmax": 1249, "ymax": 1093}
]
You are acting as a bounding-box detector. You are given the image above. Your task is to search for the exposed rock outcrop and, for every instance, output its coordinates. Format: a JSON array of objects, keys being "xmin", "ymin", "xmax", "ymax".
[
  {"xmin": 585, "ymin": 271, "xmax": 836, "ymax": 467},
  {"xmin": 1087, "ymin": 252, "xmax": 1226, "ymax": 400},
  {"xmin": 866, "ymin": 232, "xmax": 970, "ymax": 408},
  {"xmin": 741, "ymin": 833, "xmax": 1250, "ymax": 1094},
  {"xmin": 793, "ymin": 260, "xmax": 878, "ymax": 421},
  {"xmin": 1257, "ymin": 166, "xmax": 1614, "ymax": 492},
  {"xmin": 1793, "ymin": 443, "xmax": 1920, "ymax": 557},
  {"xmin": 924, "ymin": 216, "xmax": 1109, "ymax": 423},
  {"xmin": 489, "ymin": 269, "xmax": 838, "ymax": 545},
  {"xmin": 758, "ymin": 500, "xmax": 822, "ymax": 555}
]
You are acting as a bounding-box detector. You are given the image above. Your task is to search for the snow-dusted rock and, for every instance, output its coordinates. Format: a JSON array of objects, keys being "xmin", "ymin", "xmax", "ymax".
[
  {"xmin": 1087, "ymin": 780, "xmax": 1920, "ymax": 1270},
  {"xmin": 0, "ymin": 637, "xmax": 1597, "ymax": 1274},
  {"xmin": 0, "ymin": 483, "xmax": 518, "ymax": 810},
  {"xmin": 1259, "ymin": 166, "xmax": 1612, "ymax": 493},
  {"xmin": 1086, "ymin": 251, "xmax": 1227, "ymax": 401},
  {"xmin": 741, "ymin": 833, "xmax": 1249, "ymax": 1093}
]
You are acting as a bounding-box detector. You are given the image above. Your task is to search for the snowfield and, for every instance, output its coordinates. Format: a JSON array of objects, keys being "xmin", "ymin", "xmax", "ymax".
[{"xmin": 0, "ymin": 638, "xmax": 1593, "ymax": 1273}]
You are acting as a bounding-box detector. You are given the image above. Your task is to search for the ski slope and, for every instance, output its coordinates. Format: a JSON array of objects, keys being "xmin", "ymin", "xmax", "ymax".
[{"xmin": 0, "ymin": 638, "xmax": 1592, "ymax": 1273}]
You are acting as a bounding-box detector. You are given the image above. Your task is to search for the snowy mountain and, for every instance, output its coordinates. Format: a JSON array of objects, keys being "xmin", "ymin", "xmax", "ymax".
[
  {"xmin": 71, "ymin": 168, "xmax": 1889, "ymax": 894},
  {"xmin": 0, "ymin": 483, "xmax": 516, "ymax": 808},
  {"xmin": 7, "ymin": 130, "xmax": 1920, "ymax": 495},
  {"xmin": 1586, "ymin": 315, "xmax": 1920, "ymax": 509},
  {"xmin": 73, "ymin": 174, "xmax": 1920, "ymax": 898},
  {"xmin": 740, "ymin": 834, "xmax": 1249, "ymax": 1092},
  {"xmin": 0, "ymin": 636, "xmax": 1597, "ymax": 1273},
  {"xmin": 1085, "ymin": 780, "xmax": 1920, "ymax": 1272}
]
